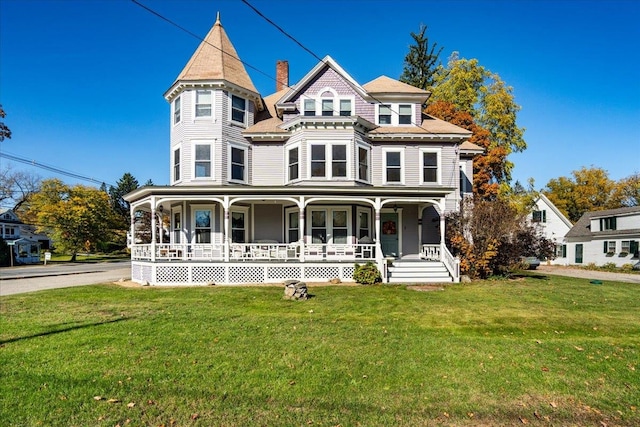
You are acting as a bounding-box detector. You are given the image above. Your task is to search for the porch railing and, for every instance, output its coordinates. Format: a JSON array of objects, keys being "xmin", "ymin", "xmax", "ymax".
[
  {"xmin": 421, "ymin": 244, "xmax": 441, "ymax": 260},
  {"xmin": 131, "ymin": 242, "xmax": 376, "ymax": 262},
  {"xmin": 421, "ymin": 243, "xmax": 460, "ymax": 283}
]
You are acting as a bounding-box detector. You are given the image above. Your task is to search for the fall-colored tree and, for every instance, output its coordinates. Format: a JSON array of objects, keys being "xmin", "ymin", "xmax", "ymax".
[
  {"xmin": 0, "ymin": 105, "xmax": 11, "ymax": 142},
  {"xmin": 399, "ymin": 24, "xmax": 443, "ymax": 91},
  {"xmin": 544, "ymin": 166, "xmax": 617, "ymax": 222},
  {"xmin": 610, "ymin": 172, "xmax": 640, "ymax": 207},
  {"xmin": 26, "ymin": 179, "xmax": 118, "ymax": 261},
  {"xmin": 446, "ymin": 197, "xmax": 555, "ymax": 279},
  {"xmin": 429, "ymin": 54, "xmax": 526, "ymax": 184}
]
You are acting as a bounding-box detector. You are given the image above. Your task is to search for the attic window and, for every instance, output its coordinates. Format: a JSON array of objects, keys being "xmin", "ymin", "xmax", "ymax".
[
  {"xmin": 322, "ymin": 99, "xmax": 333, "ymax": 116},
  {"xmin": 532, "ymin": 210, "xmax": 546, "ymax": 223},
  {"xmin": 304, "ymin": 99, "xmax": 315, "ymax": 116},
  {"xmin": 340, "ymin": 99, "xmax": 352, "ymax": 116}
]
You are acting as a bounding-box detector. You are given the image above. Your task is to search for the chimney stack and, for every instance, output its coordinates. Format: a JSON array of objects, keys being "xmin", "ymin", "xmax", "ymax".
[{"xmin": 276, "ymin": 60, "xmax": 289, "ymax": 92}]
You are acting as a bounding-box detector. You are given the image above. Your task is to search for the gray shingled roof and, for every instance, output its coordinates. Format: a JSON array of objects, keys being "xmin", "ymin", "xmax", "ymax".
[{"xmin": 565, "ymin": 205, "xmax": 640, "ymax": 239}]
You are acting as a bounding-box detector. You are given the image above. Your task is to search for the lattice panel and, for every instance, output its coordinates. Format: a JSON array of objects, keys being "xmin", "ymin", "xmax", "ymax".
[
  {"xmin": 192, "ymin": 266, "xmax": 226, "ymax": 284},
  {"xmin": 156, "ymin": 266, "xmax": 189, "ymax": 283},
  {"xmin": 267, "ymin": 266, "xmax": 302, "ymax": 280},
  {"xmin": 342, "ymin": 266, "xmax": 355, "ymax": 279},
  {"xmin": 304, "ymin": 266, "xmax": 339, "ymax": 280},
  {"xmin": 133, "ymin": 263, "xmax": 153, "ymax": 283},
  {"xmin": 229, "ymin": 266, "xmax": 265, "ymax": 283}
]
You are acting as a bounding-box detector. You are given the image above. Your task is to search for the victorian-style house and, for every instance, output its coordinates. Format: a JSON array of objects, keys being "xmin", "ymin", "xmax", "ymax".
[{"xmin": 124, "ymin": 15, "xmax": 482, "ymax": 285}]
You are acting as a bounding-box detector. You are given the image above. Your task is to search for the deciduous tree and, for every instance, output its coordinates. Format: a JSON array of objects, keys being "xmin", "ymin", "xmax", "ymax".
[
  {"xmin": 0, "ymin": 167, "xmax": 41, "ymax": 212},
  {"xmin": 610, "ymin": 172, "xmax": 640, "ymax": 207},
  {"xmin": 0, "ymin": 105, "xmax": 11, "ymax": 142},
  {"xmin": 26, "ymin": 179, "xmax": 118, "ymax": 261}
]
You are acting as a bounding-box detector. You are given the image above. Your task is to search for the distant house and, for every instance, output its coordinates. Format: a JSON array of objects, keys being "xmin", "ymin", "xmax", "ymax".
[
  {"xmin": 0, "ymin": 209, "xmax": 50, "ymax": 265},
  {"xmin": 527, "ymin": 194, "xmax": 572, "ymax": 265},
  {"xmin": 563, "ymin": 206, "xmax": 640, "ymax": 267},
  {"xmin": 124, "ymin": 14, "xmax": 484, "ymax": 285}
]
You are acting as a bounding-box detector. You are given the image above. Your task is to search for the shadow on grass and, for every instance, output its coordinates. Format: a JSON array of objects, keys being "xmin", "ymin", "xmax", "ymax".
[{"xmin": 0, "ymin": 317, "xmax": 131, "ymax": 345}]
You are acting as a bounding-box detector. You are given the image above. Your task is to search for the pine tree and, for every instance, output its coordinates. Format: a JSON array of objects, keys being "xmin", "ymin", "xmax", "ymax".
[{"xmin": 399, "ymin": 24, "xmax": 443, "ymax": 91}]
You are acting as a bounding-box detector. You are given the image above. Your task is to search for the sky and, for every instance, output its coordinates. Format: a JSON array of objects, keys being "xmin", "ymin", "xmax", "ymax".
[{"xmin": 1, "ymin": 0, "xmax": 639, "ymax": 198}]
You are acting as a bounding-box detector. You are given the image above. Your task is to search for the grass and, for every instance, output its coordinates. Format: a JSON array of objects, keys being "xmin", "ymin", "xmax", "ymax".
[{"xmin": 0, "ymin": 274, "xmax": 638, "ymax": 426}]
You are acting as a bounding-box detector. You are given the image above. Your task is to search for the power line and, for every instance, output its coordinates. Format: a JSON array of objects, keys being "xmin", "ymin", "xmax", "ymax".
[{"xmin": 0, "ymin": 151, "xmax": 113, "ymax": 187}]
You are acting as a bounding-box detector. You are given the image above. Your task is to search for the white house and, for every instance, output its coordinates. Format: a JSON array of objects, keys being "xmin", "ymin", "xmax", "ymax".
[
  {"xmin": 0, "ymin": 209, "xmax": 49, "ymax": 265},
  {"xmin": 124, "ymin": 15, "xmax": 483, "ymax": 285},
  {"xmin": 527, "ymin": 194, "xmax": 573, "ymax": 265},
  {"xmin": 563, "ymin": 206, "xmax": 640, "ymax": 267}
]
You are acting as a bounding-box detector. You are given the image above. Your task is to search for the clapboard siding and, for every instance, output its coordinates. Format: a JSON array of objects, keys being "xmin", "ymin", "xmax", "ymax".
[{"xmin": 252, "ymin": 144, "xmax": 285, "ymax": 185}]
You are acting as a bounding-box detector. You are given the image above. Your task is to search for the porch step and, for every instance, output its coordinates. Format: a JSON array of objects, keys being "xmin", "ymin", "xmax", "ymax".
[{"xmin": 387, "ymin": 260, "xmax": 452, "ymax": 284}]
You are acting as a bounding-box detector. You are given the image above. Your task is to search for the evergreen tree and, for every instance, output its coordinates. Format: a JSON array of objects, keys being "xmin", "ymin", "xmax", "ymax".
[
  {"xmin": 108, "ymin": 172, "xmax": 140, "ymax": 226},
  {"xmin": 399, "ymin": 24, "xmax": 443, "ymax": 92}
]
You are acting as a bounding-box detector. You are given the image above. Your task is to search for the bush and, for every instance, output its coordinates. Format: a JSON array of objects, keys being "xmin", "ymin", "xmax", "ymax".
[
  {"xmin": 621, "ymin": 263, "xmax": 634, "ymax": 272},
  {"xmin": 353, "ymin": 262, "xmax": 382, "ymax": 285},
  {"xmin": 601, "ymin": 262, "xmax": 618, "ymax": 271}
]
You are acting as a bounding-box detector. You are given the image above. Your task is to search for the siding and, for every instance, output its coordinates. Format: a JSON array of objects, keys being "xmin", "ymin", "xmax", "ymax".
[
  {"xmin": 252, "ymin": 144, "xmax": 285, "ymax": 185},
  {"xmin": 253, "ymin": 204, "xmax": 284, "ymax": 242}
]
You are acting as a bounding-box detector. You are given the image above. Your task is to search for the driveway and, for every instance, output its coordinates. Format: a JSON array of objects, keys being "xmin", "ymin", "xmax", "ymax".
[
  {"xmin": 0, "ymin": 261, "xmax": 131, "ymax": 296},
  {"xmin": 536, "ymin": 264, "xmax": 640, "ymax": 284}
]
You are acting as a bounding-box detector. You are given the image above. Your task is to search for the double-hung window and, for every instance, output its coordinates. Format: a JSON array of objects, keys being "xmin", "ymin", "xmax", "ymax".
[
  {"xmin": 194, "ymin": 209, "xmax": 212, "ymax": 244},
  {"xmin": 173, "ymin": 96, "xmax": 181, "ymax": 124},
  {"xmin": 399, "ymin": 104, "xmax": 412, "ymax": 124},
  {"xmin": 358, "ymin": 209, "xmax": 371, "ymax": 239},
  {"xmin": 231, "ymin": 95, "xmax": 246, "ymax": 124},
  {"xmin": 311, "ymin": 144, "xmax": 326, "ymax": 178},
  {"xmin": 173, "ymin": 147, "xmax": 181, "ymax": 182},
  {"xmin": 420, "ymin": 149, "xmax": 440, "ymax": 184},
  {"xmin": 287, "ymin": 146, "xmax": 299, "ymax": 181},
  {"xmin": 286, "ymin": 209, "xmax": 299, "ymax": 243},
  {"xmin": 340, "ymin": 99, "xmax": 352, "ymax": 116},
  {"xmin": 358, "ymin": 146, "xmax": 369, "ymax": 182},
  {"xmin": 322, "ymin": 99, "xmax": 333, "ymax": 116},
  {"xmin": 231, "ymin": 210, "xmax": 246, "ymax": 243},
  {"xmin": 230, "ymin": 144, "xmax": 247, "ymax": 182},
  {"xmin": 384, "ymin": 149, "xmax": 404, "ymax": 184},
  {"xmin": 195, "ymin": 90, "xmax": 212, "ymax": 117},
  {"xmin": 172, "ymin": 211, "xmax": 182, "ymax": 243},
  {"xmin": 604, "ymin": 241, "xmax": 616, "ymax": 254},
  {"xmin": 332, "ymin": 145, "xmax": 347, "ymax": 177},
  {"xmin": 194, "ymin": 142, "xmax": 212, "ymax": 178},
  {"xmin": 532, "ymin": 210, "xmax": 547, "ymax": 223},
  {"xmin": 303, "ymin": 99, "xmax": 315, "ymax": 116},
  {"xmin": 378, "ymin": 104, "xmax": 392, "ymax": 125}
]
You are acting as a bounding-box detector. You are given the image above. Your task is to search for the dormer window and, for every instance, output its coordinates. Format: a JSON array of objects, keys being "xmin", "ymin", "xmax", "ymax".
[
  {"xmin": 231, "ymin": 95, "xmax": 246, "ymax": 125},
  {"xmin": 377, "ymin": 103, "xmax": 415, "ymax": 126},
  {"xmin": 304, "ymin": 99, "xmax": 315, "ymax": 116},
  {"xmin": 195, "ymin": 90, "xmax": 212, "ymax": 117},
  {"xmin": 322, "ymin": 99, "xmax": 333, "ymax": 116},
  {"xmin": 173, "ymin": 96, "xmax": 181, "ymax": 124},
  {"xmin": 340, "ymin": 99, "xmax": 352, "ymax": 116},
  {"xmin": 300, "ymin": 89, "xmax": 353, "ymax": 117}
]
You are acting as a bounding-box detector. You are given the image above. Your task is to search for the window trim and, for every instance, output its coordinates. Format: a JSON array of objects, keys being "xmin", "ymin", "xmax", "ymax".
[
  {"xmin": 230, "ymin": 206, "xmax": 249, "ymax": 243},
  {"xmin": 172, "ymin": 208, "xmax": 183, "ymax": 244},
  {"xmin": 376, "ymin": 103, "xmax": 415, "ymax": 126},
  {"xmin": 194, "ymin": 89, "xmax": 213, "ymax": 119},
  {"xmin": 192, "ymin": 140, "xmax": 214, "ymax": 180},
  {"xmin": 173, "ymin": 96, "xmax": 181, "ymax": 125},
  {"xmin": 356, "ymin": 144, "xmax": 371, "ymax": 183},
  {"xmin": 419, "ymin": 148, "xmax": 441, "ymax": 185},
  {"xmin": 172, "ymin": 146, "xmax": 181, "ymax": 183},
  {"xmin": 357, "ymin": 207, "xmax": 372, "ymax": 240},
  {"xmin": 285, "ymin": 207, "xmax": 300, "ymax": 244},
  {"xmin": 299, "ymin": 90, "xmax": 354, "ymax": 117},
  {"xmin": 308, "ymin": 141, "xmax": 350, "ymax": 180},
  {"xmin": 192, "ymin": 206, "xmax": 214, "ymax": 244},
  {"xmin": 382, "ymin": 147, "xmax": 405, "ymax": 185},
  {"xmin": 228, "ymin": 142, "xmax": 248, "ymax": 183},
  {"xmin": 229, "ymin": 94, "xmax": 247, "ymax": 126},
  {"xmin": 287, "ymin": 143, "xmax": 300, "ymax": 182}
]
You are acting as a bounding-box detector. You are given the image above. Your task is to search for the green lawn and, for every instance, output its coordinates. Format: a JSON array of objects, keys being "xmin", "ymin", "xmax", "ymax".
[{"xmin": 1, "ymin": 275, "xmax": 638, "ymax": 426}]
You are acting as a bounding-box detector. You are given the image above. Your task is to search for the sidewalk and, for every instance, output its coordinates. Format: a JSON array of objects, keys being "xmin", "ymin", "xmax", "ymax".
[{"xmin": 536, "ymin": 264, "xmax": 640, "ymax": 284}]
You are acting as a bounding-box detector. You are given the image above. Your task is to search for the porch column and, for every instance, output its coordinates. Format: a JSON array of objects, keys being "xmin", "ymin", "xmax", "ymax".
[
  {"xmin": 150, "ymin": 198, "xmax": 157, "ymax": 262},
  {"xmin": 440, "ymin": 214, "xmax": 446, "ymax": 247},
  {"xmin": 298, "ymin": 196, "xmax": 305, "ymax": 262},
  {"xmin": 418, "ymin": 205, "xmax": 424, "ymax": 251},
  {"xmin": 224, "ymin": 196, "xmax": 230, "ymax": 262},
  {"xmin": 129, "ymin": 206, "xmax": 135, "ymax": 252}
]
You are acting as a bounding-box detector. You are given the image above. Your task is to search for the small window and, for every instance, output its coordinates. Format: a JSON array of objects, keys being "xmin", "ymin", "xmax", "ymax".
[
  {"xmin": 173, "ymin": 96, "xmax": 181, "ymax": 124},
  {"xmin": 532, "ymin": 210, "xmax": 547, "ymax": 223},
  {"xmin": 173, "ymin": 148, "xmax": 181, "ymax": 182},
  {"xmin": 322, "ymin": 99, "xmax": 333, "ymax": 116},
  {"xmin": 287, "ymin": 210, "xmax": 299, "ymax": 243},
  {"xmin": 358, "ymin": 147, "xmax": 369, "ymax": 182},
  {"xmin": 385, "ymin": 151, "xmax": 402, "ymax": 183},
  {"xmin": 604, "ymin": 240, "xmax": 616, "ymax": 254},
  {"xmin": 378, "ymin": 104, "xmax": 392, "ymax": 125},
  {"xmin": 621, "ymin": 240, "xmax": 631, "ymax": 253},
  {"xmin": 288, "ymin": 146, "xmax": 299, "ymax": 181},
  {"xmin": 304, "ymin": 99, "xmax": 315, "ymax": 116},
  {"xmin": 230, "ymin": 146, "xmax": 246, "ymax": 182},
  {"xmin": 600, "ymin": 217, "xmax": 617, "ymax": 231},
  {"xmin": 194, "ymin": 144, "xmax": 211, "ymax": 178},
  {"xmin": 311, "ymin": 144, "xmax": 326, "ymax": 177},
  {"xmin": 231, "ymin": 95, "xmax": 246, "ymax": 124},
  {"xmin": 340, "ymin": 99, "xmax": 352, "ymax": 116},
  {"xmin": 195, "ymin": 90, "xmax": 212, "ymax": 117},
  {"xmin": 398, "ymin": 104, "xmax": 412, "ymax": 124},
  {"xmin": 422, "ymin": 151, "xmax": 438, "ymax": 183},
  {"xmin": 332, "ymin": 145, "xmax": 347, "ymax": 177}
]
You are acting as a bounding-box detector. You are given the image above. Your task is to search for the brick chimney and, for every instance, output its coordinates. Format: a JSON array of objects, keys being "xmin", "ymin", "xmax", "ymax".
[{"xmin": 276, "ymin": 60, "xmax": 289, "ymax": 92}]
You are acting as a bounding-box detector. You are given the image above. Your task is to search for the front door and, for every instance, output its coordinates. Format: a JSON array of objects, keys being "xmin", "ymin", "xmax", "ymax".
[
  {"xmin": 575, "ymin": 244, "xmax": 583, "ymax": 264},
  {"xmin": 380, "ymin": 212, "xmax": 399, "ymax": 257}
]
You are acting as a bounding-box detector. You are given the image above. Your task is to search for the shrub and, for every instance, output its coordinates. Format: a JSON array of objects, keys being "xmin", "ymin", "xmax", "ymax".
[
  {"xmin": 621, "ymin": 263, "xmax": 634, "ymax": 272},
  {"xmin": 353, "ymin": 262, "xmax": 382, "ymax": 285},
  {"xmin": 601, "ymin": 262, "xmax": 618, "ymax": 271},
  {"xmin": 585, "ymin": 263, "xmax": 598, "ymax": 270}
]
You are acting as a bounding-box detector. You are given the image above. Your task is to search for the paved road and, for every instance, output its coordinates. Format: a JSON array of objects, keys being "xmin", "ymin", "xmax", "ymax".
[
  {"xmin": 536, "ymin": 264, "xmax": 640, "ymax": 284},
  {"xmin": 0, "ymin": 261, "xmax": 131, "ymax": 296}
]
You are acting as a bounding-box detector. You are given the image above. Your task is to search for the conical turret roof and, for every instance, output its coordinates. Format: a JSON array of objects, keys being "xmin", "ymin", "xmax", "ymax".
[{"xmin": 166, "ymin": 13, "xmax": 258, "ymax": 97}]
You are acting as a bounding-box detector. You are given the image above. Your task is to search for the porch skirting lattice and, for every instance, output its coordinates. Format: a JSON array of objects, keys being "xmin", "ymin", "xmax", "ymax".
[{"xmin": 131, "ymin": 261, "xmax": 357, "ymax": 285}]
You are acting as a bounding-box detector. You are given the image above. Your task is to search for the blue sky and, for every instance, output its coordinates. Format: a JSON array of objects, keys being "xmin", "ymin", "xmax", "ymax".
[{"xmin": 1, "ymin": 0, "xmax": 638, "ymax": 196}]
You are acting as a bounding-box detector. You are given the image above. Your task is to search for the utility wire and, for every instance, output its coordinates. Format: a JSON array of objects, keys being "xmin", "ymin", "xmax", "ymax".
[{"xmin": 0, "ymin": 151, "xmax": 113, "ymax": 187}]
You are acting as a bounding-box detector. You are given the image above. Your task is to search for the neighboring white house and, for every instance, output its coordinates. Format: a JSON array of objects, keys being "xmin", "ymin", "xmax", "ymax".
[
  {"xmin": 563, "ymin": 206, "xmax": 640, "ymax": 267},
  {"xmin": 123, "ymin": 14, "xmax": 484, "ymax": 285},
  {"xmin": 0, "ymin": 209, "xmax": 50, "ymax": 265},
  {"xmin": 527, "ymin": 194, "xmax": 573, "ymax": 265}
]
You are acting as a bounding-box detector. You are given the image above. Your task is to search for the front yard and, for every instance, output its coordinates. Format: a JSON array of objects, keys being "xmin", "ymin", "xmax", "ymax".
[{"xmin": 0, "ymin": 274, "xmax": 638, "ymax": 426}]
